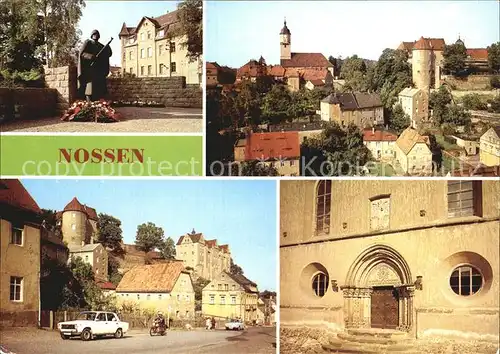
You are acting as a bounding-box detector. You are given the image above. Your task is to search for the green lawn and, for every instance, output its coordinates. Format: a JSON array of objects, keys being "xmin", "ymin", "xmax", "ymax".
[{"xmin": 434, "ymin": 134, "xmax": 460, "ymax": 151}]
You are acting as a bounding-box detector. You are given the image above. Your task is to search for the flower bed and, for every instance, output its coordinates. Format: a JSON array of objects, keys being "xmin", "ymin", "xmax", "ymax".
[
  {"xmin": 61, "ymin": 100, "xmax": 121, "ymax": 122},
  {"xmin": 111, "ymin": 100, "xmax": 165, "ymax": 108}
]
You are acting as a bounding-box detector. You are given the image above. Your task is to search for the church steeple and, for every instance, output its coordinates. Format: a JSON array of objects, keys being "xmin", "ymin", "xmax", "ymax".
[{"xmin": 280, "ymin": 18, "xmax": 291, "ymax": 61}]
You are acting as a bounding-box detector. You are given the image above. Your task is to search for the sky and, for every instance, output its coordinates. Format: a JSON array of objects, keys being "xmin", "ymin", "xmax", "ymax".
[
  {"xmin": 78, "ymin": 1, "xmax": 181, "ymax": 66},
  {"xmin": 21, "ymin": 179, "xmax": 278, "ymax": 292},
  {"xmin": 206, "ymin": 0, "xmax": 500, "ymax": 68}
]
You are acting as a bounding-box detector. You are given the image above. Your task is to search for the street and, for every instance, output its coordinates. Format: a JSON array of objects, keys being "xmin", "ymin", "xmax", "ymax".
[
  {"xmin": 0, "ymin": 326, "xmax": 276, "ymax": 354},
  {"xmin": 0, "ymin": 107, "xmax": 203, "ymax": 133}
]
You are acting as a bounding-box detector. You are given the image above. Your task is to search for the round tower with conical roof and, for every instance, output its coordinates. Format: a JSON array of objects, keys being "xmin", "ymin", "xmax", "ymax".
[
  {"xmin": 61, "ymin": 197, "xmax": 88, "ymax": 248},
  {"xmin": 412, "ymin": 36, "xmax": 432, "ymax": 93},
  {"xmin": 280, "ymin": 19, "xmax": 291, "ymax": 61}
]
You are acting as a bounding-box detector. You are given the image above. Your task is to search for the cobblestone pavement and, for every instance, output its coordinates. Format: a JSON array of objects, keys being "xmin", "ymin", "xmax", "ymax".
[
  {"xmin": 190, "ymin": 326, "xmax": 277, "ymax": 354},
  {"xmin": 0, "ymin": 327, "xmax": 243, "ymax": 354},
  {"xmin": 0, "ymin": 107, "xmax": 202, "ymax": 133},
  {"xmin": 280, "ymin": 327, "xmax": 498, "ymax": 354}
]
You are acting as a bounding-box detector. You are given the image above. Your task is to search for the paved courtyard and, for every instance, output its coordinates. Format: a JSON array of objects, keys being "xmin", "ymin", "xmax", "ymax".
[
  {"xmin": 0, "ymin": 326, "xmax": 275, "ymax": 354},
  {"xmin": 0, "ymin": 107, "xmax": 202, "ymax": 133}
]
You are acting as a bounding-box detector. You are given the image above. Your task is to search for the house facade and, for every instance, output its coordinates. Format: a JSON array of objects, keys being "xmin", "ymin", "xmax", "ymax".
[
  {"xmin": 320, "ymin": 93, "xmax": 384, "ymax": 129},
  {"xmin": 234, "ymin": 132, "xmax": 301, "ymax": 176},
  {"xmin": 119, "ymin": 10, "xmax": 202, "ymax": 85},
  {"xmin": 280, "ymin": 180, "xmax": 500, "ymax": 340},
  {"xmin": 116, "ymin": 262, "xmax": 195, "ymax": 319},
  {"xmin": 479, "ymin": 127, "xmax": 500, "ymax": 167},
  {"xmin": 206, "ymin": 62, "xmax": 220, "ymax": 87},
  {"xmin": 69, "ymin": 243, "xmax": 108, "ymax": 282},
  {"xmin": 175, "ymin": 230, "xmax": 230, "ymax": 281},
  {"xmin": 363, "ymin": 129, "xmax": 398, "ymax": 161},
  {"xmin": 398, "ymin": 88, "xmax": 428, "ymax": 128},
  {"xmin": 0, "ymin": 179, "xmax": 42, "ymax": 326},
  {"xmin": 394, "ymin": 127, "xmax": 432, "ymax": 174},
  {"xmin": 202, "ymin": 272, "xmax": 259, "ymax": 323}
]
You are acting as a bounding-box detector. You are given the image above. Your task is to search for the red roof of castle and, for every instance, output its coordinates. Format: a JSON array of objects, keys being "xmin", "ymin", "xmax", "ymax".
[
  {"xmin": 0, "ymin": 179, "xmax": 42, "ymax": 214},
  {"xmin": 205, "ymin": 239, "xmax": 217, "ymax": 248},
  {"xmin": 244, "ymin": 132, "xmax": 300, "ymax": 161},
  {"xmin": 281, "ymin": 53, "xmax": 333, "ymax": 68},
  {"xmin": 63, "ymin": 197, "xmax": 86, "ymax": 213},
  {"xmin": 467, "ymin": 48, "xmax": 488, "ymax": 61}
]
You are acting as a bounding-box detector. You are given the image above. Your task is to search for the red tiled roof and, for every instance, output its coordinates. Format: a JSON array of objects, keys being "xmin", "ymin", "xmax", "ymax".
[
  {"xmin": 219, "ymin": 244, "xmax": 229, "ymax": 253},
  {"xmin": 301, "ymin": 68, "xmax": 330, "ymax": 81},
  {"xmin": 84, "ymin": 206, "xmax": 98, "ymax": 221},
  {"xmin": 0, "ymin": 179, "xmax": 42, "ymax": 214},
  {"xmin": 176, "ymin": 232, "xmax": 204, "ymax": 245},
  {"xmin": 281, "ymin": 52, "xmax": 333, "ymax": 68},
  {"xmin": 244, "ymin": 132, "xmax": 300, "ymax": 161},
  {"xmin": 205, "ymin": 239, "xmax": 217, "ymax": 248},
  {"xmin": 98, "ymin": 281, "xmax": 116, "ymax": 290},
  {"xmin": 467, "ymin": 48, "xmax": 488, "ymax": 61},
  {"xmin": 400, "ymin": 38, "xmax": 446, "ymax": 51},
  {"xmin": 414, "ymin": 36, "xmax": 433, "ymax": 50},
  {"xmin": 237, "ymin": 60, "xmax": 267, "ymax": 79},
  {"xmin": 63, "ymin": 197, "xmax": 86, "ymax": 213},
  {"xmin": 116, "ymin": 262, "xmax": 187, "ymax": 293},
  {"xmin": 267, "ymin": 65, "xmax": 285, "ymax": 77},
  {"xmin": 363, "ymin": 129, "xmax": 398, "ymax": 142}
]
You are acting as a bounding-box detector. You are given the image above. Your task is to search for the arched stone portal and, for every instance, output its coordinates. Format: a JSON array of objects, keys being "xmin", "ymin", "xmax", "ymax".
[{"xmin": 341, "ymin": 245, "xmax": 415, "ymax": 332}]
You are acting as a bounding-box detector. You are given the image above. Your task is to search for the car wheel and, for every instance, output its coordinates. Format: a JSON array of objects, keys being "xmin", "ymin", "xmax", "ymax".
[
  {"xmin": 60, "ymin": 333, "xmax": 69, "ymax": 340},
  {"xmin": 115, "ymin": 328, "xmax": 123, "ymax": 339},
  {"xmin": 81, "ymin": 328, "xmax": 92, "ymax": 341}
]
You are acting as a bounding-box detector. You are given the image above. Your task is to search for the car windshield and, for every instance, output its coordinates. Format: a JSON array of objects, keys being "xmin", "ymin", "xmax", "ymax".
[{"xmin": 76, "ymin": 312, "xmax": 97, "ymax": 320}]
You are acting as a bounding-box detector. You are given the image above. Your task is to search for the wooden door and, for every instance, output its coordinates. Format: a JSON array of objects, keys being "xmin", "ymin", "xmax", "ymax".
[{"xmin": 371, "ymin": 286, "xmax": 399, "ymax": 329}]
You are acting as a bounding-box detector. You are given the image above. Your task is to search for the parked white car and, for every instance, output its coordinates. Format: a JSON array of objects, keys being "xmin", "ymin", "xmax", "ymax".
[
  {"xmin": 57, "ymin": 311, "xmax": 129, "ymax": 341},
  {"xmin": 225, "ymin": 319, "xmax": 244, "ymax": 331}
]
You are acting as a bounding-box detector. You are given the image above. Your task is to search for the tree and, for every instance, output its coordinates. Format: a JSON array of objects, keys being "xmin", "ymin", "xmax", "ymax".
[
  {"xmin": 443, "ymin": 42, "xmax": 467, "ymax": 75},
  {"xmin": 430, "ymin": 85, "xmax": 452, "ymax": 125},
  {"xmin": 40, "ymin": 208, "xmax": 62, "ymax": 239},
  {"xmin": 487, "ymin": 42, "xmax": 500, "ymax": 72},
  {"xmin": 175, "ymin": 0, "xmax": 202, "ymax": 61},
  {"xmin": 301, "ymin": 123, "xmax": 372, "ymax": 176},
  {"xmin": 97, "ymin": 213, "xmax": 124, "ymax": 254},
  {"xmin": 230, "ymin": 258, "xmax": 244, "ymax": 275},
  {"xmin": 108, "ymin": 255, "xmax": 123, "ymax": 286},
  {"xmin": 261, "ymin": 84, "xmax": 291, "ymax": 123},
  {"xmin": 488, "ymin": 95, "xmax": 500, "ymax": 113},
  {"xmin": 388, "ymin": 104, "xmax": 411, "ymax": 134},
  {"xmin": 236, "ymin": 81, "xmax": 262, "ymax": 126},
  {"xmin": 460, "ymin": 94, "xmax": 487, "ymax": 111},
  {"xmin": 193, "ymin": 277, "xmax": 210, "ymax": 301},
  {"xmin": 135, "ymin": 222, "xmax": 165, "ymax": 253},
  {"xmin": 260, "ymin": 290, "xmax": 277, "ymax": 299},
  {"xmin": 159, "ymin": 237, "xmax": 176, "ymax": 260},
  {"xmin": 444, "ymin": 105, "xmax": 471, "ymax": 127},
  {"xmin": 340, "ymin": 55, "xmax": 368, "ymax": 91}
]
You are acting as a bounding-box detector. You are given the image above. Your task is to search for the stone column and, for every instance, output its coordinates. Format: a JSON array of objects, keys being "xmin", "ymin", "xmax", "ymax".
[{"xmin": 44, "ymin": 65, "xmax": 77, "ymax": 111}]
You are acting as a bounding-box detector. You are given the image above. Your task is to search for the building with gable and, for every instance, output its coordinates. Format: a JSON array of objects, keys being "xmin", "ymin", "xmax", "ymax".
[
  {"xmin": 202, "ymin": 271, "xmax": 259, "ymax": 323},
  {"xmin": 175, "ymin": 230, "xmax": 231, "ymax": 281},
  {"xmin": 0, "ymin": 179, "xmax": 42, "ymax": 327},
  {"xmin": 234, "ymin": 132, "xmax": 301, "ymax": 176},
  {"xmin": 394, "ymin": 127, "xmax": 432, "ymax": 174},
  {"xmin": 479, "ymin": 126, "xmax": 500, "ymax": 167},
  {"xmin": 320, "ymin": 92, "xmax": 384, "ymax": 128},
  {"xmin": 116, "ymin": 262, "xmax": 195, "ymax": 318},
  {"xmin": 363, "ymin": 128, "xmax": 398, "ymax": 161},
  {"xmin": 119, "ymin": 10, "xmax": 202, "ymax": 84}
]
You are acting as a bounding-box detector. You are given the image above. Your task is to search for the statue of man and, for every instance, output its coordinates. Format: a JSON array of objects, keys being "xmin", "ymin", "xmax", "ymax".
[{"xmin": 78, "ymin": 29, "xmax": 112, "ymax": 101}]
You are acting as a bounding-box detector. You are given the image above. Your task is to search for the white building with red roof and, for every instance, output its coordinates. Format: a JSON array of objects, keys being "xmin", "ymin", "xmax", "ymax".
[
  {"xmin": 234, "ymin": 132, "xmax": 300, "ymax": 176},
  {"xmin": 363, "ymin": 128, "xmax": 398, "ymax": 161}
]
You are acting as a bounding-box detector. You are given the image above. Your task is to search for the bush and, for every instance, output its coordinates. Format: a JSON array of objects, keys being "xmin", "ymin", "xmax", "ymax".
[
  {"xmin": 460, "ymin": 94, "xmax": 488, "ymax": 110},
  {"xmin": 488, "ymin": 95, "xmax": 500, "ymax": 113},
  {"xmin": 490, "ymin": 76, "xmax": 500, "ymax": 89},
  {"xmin": 0, "ymin": 69, "xmax": 44, "ymax": 88}
]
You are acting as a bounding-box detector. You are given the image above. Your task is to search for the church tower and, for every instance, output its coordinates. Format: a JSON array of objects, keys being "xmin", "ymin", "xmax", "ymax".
[{"xmin": 280, "ymin": 19, "xmax": 291, "ymax": 61}]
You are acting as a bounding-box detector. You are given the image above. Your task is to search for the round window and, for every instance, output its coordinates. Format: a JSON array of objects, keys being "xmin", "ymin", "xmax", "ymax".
[
  {"xmin": 312, "ymin": 272, "xmax": 329, "ymax": 297},
  {"xmin": 449, "ymin": 265, "xmax": 482, "ymax": 296}
]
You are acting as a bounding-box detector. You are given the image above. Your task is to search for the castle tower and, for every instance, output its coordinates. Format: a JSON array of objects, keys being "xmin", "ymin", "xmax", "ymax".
[
  {"xmin": 61, "ymin": 197, "xmax": 88, "ymax": 248},
  {"xmin": 119, "ymin": 22, "xmax": 129, "ymax": 75},
  {"xmin": 280, "ymin": 19, "xmax": 291, "ymax": 61},
  {"xmin": 412, "ymin": 36, "xmax": 432, "ymax": 94}
]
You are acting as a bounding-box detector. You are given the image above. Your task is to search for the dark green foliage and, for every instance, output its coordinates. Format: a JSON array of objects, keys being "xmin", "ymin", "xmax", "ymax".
[
  {"xmin": 430, "ymin": 86, "xmax": 453, "ymax": 125},
  {"xmin": 443, "ymin": 42, "xmax": 467, "ymax": 75},
  {"xmin": 159, "ymin": 237, "xmax": 176, "ymax": 260},
  {"xmin": 175, "ymin": 0, "xmax": 202, "ymax": 61},
  {"xmin": 97, "ymin": 213, "xmax": 124, "ymax": 254},
  {"xmin": 193, "ymin": 277, "xmax": 210, "ymax": 301},
  {"xmin": 487, "ymin": 42, "xmax": 500, "ymax": 72},
  {"xmin": 301, "ymin": 123, "xmax": 372, "ymax": 176},
  {"xmin": 135, "ymin": 222, "xmax": 165, "ymax": 253},
  {"xmin": 232, "ymin": 161, "xmax": 280, "ymax": 177},
  {"xmin": 460, "ymin": 94, "xmax": 488, "ymax": 111},
  {"xmin": 230, "ymin": 258, "xmax": 244, "ymax": 275},
  {"xmin": 388, "ymin": 104, "xmax": 411, "ymax": 134}
]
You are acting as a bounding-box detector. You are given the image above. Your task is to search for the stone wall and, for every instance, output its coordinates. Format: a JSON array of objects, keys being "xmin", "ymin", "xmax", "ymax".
[
  {"xmin": 44, "ymin": 65, "xmax": 77, "ymax": 111},
  {"xmin": 107, "ymin": 77, "xmax": 202, "ymax": 108},
  {"xmin": 0, "ymin": 87, "xmax": 58, "ymax": 122},
  {"xmin": 442, "ymin": 75, "xmax": 493, "ymax": 91},
  {"xmin": 0, "ymin": 310, "xmax": 38, "ymax": 328}
]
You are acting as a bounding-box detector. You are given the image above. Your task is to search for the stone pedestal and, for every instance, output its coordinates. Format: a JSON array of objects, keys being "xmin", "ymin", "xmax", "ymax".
[{"xmin": 44, "ymin": 65, "xmax": 77, "ymax": 111}]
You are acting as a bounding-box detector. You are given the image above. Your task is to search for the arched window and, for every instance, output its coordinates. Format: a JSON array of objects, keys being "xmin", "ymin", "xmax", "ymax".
[
  {"xmin": 312, "ymin": 272, "xmax": 329, "ymax": 297},
  {"xmin": 450, "ymin": 265, "xmax": 482, "ymax": 296},
  {"xmin": 315, "ymin": 180, "xmax": 331, "ymax": 235}
]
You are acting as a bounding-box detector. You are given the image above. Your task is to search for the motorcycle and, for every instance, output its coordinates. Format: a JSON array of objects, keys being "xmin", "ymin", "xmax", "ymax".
[{"xmin": 150, "ymin": 318, "xmax": 167, "ymax": 336}]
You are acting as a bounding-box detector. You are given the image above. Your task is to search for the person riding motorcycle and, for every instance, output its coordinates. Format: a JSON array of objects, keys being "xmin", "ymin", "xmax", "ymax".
[{"xmin": 154, "ymin": 312, "xmax": 166, "ymax": 330}]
